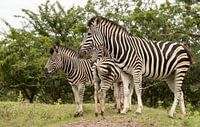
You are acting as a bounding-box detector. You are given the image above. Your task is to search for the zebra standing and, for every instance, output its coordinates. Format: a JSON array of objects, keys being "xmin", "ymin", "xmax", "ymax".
[
  {"xmin": 44, "ymin": 44, "xmax": 125, "ymax": 117},
  {"xmin": 93, "ymin": 57, "xmax": 133, "ymax": 116},
  {"xmin": 44, "ymin": 44, "xmax": 93, "ymax": 117},
  {"xmin": 91, "ymin": 47, "xmax": 132, "ymax": 116},
  {"xmin": 78, "ymin": 16, "xmax": 194, "ymax": 117}
]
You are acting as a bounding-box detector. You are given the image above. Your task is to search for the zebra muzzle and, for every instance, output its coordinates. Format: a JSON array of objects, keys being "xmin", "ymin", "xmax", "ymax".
[{"xmin": 44, "ymin": 68, "xmax": 50, "ymax": 76}]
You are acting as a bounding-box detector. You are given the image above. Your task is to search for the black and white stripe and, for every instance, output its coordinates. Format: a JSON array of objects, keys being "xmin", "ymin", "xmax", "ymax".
[
  {"xmin": 44, "ymin": 44, "xmax": 125, "ymax": 117},
  {"xmin": 78, "ymin": 16, "xmax": 194, "ymax": 117},
  {"xmin": 93, "ymin": 57, "xmax": 133, "ymax": 115},
  {"xmin": 44, "ymin": 44, "xmax": 93, "ymax": 117}
]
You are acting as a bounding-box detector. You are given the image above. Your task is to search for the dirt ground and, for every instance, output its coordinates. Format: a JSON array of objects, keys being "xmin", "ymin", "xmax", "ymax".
[{"xmin": 60, "ymin": 119, "xmax": 155, "ymax": 127}]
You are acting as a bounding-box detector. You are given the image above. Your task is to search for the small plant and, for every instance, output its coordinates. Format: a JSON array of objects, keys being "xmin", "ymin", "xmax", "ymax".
[
  {"xmin": 34, "ymin": 94, "xmax": 41, "ymax": 103},
  {"xmin": 54, "ymin": 98, "xmax": 62, "ymax": 107},
  {"xmin": 17, "ymin": 91, "xmax": 24, "ymax": 102},
  {"xmin": 157, "ymin": 100, "xmax": 164, "ymax": 108}
]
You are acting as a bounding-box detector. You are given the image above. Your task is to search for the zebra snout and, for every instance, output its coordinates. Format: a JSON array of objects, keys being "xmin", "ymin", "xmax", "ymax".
[
  {"xmin": 44, "ymin": 68, "xmax": 50, "ymax": 76},
  {"xmin": 77, "ymin": 51, "xmax": 85, "ymax": 58},
  {"xmin": 77, "ymin": 46, "xmax": 86, "ymax": 58}
]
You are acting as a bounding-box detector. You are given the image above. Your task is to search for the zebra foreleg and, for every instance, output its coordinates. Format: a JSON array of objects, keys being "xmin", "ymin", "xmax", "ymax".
[
  {"xmin": 77, "ymin": 84, "xmax": 85, "ymax": 117},
  {"xmin": 128, "ymin": 82, "xmax": 134, "ymax": 112},
  {"xmin": 133, "ymin": 70, "xmax": 143, "ymax": 115},
  {"xmin": 72, "ymin": 85, "xmax": 84, "ymax": 117},
  {"xmin": 120, "ymin": 72, "xmax": 131, "ymax": 114}
]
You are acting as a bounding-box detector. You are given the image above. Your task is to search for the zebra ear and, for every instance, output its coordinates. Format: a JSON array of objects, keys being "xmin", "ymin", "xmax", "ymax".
[
  {"xmin": 56, "ymin": 42, "xmax": 60, "ymax": 46},
  {"xmin": 95, "ymin": 16, "xmax": 101, "ymax": 25},
  {"xmin": 54, "ymin": 43, "xmax": 59, "ymax": 53},
  {"xmin": 49, "ymin": 48, "xmax": 54, "ymax": 54}
]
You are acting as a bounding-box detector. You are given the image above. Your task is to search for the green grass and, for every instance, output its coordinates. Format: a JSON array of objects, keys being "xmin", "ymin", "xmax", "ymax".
[{"xmin": 0, "ymin": 102, "xmax": 199, "ymax": 127}]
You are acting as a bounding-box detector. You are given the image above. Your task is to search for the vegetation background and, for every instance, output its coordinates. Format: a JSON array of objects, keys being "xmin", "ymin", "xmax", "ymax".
[{"xmin": 0, "ymin": 0, "xmax": 200, "ymax": 126}]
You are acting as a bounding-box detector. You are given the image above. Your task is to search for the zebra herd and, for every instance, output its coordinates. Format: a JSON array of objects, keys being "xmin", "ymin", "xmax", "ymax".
[{"xmin": 44, "ymin": 16, "xmax": 194, "ymax": 118}]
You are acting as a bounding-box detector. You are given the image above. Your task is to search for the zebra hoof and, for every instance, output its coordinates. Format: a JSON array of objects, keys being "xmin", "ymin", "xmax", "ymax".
[
  {"xmin": 168, "ymin": 113, "xmax": 174, "ymax": 118},
  {"xmin": 168, "ymin": 115, "xmax": 174, "ymax": 118},
  {"xmin": 95, "ymin": 112, "xmax": 98, "ymax": 117},
  {"xmin": 117, "ymin": 109, "xmax": 121, "ymax": 114},
  {"xmin": 120, "ymin": 111, "xmax": 127, "ymax": 115},
  {"xmin": 113, "ymin": 104, "xmax": 117, "ymax": 109},
  {"xmin": 120, "ymin": 109, "xmax": 128, "ymax": 114},
  {"xmin": 135, "ymin": 111, "xmax": 142, "ymax": 115},
  {"xmin": 74, "ymin": 111, "xmax": 83, "ymax": 117},
  {"xmin": 100, "ymin": 111, "xmax": 104, "ymax": 116},
  {"xmin": 127, "ymin": 109, "xmax": 132, "ymax": 112},
  {"xmin": 168, "ymin": 111, "xmax": 174, "ymax": 118}
]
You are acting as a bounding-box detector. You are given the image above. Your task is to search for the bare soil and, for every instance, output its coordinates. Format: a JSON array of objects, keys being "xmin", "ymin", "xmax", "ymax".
[{"xmin": 60, "ymin": 119, "xmax": 155, "ymax": 127}]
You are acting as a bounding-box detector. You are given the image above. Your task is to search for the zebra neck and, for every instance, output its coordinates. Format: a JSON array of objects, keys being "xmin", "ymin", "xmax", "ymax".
[{"xmin": 61, "ymin": 55, "xmax": 76, "ymax": 78}]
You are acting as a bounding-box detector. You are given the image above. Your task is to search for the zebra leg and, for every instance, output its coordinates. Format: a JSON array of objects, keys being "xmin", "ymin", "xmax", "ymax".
[
  {"xmin": 72, "ymin": 85, "xmax": 82, "ymax": 117},
  {"xmin": 98, "ymin": 89, "xmax": 106, "ymax": 117},
  {"xmin": 94, "ymin": 83, "xmax": 100, "ymax": 117},
  {"xmin": 114, "ymin": 83, "xmax": 122, "ymax": 113},
  {"xmin": 76, "ymin": 84, "xmax": 85, "ymax": 117},
  {"xmin": 119, "ymin": 82, "xmax": 124, "ymax": 110},
  {"xmin": 167, "ymin": 69, "xmax": 186, "ymax": 118},
  {"xmin": 120, "ymin": 72, "xmax": 131, "ymax": 114},
  {"xmin": 128, "ymin": 82, "xmax": 134, "ymax": 112},
  {"xmin": 113, "ymin": 83, "xmax": 118, "ymax": 109},
  {"xmin": 133, "ymin": 70, "xmax": 143, "ymax": 115},
  {"xmin": 166, "ymin": 74, "xmax": 176, "ymax": 118},
  {"xmin": 179, "ymin": 91, "xmax": 186, "ymax": 117}
]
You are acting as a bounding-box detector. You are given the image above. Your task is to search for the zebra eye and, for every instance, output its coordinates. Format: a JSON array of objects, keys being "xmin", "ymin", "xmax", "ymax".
[{"xmin": 87, "ymin": 32, "xmax": 92, "ymax": 36}]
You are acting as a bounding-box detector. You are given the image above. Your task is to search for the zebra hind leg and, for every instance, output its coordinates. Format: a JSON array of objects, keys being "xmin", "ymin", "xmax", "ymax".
[
  {"xmin": 98, "ymin": 89, "xmax": 106, "ymax": 117},
  {"xmin": 166, "ymin": 69, "xmax": 186, "ymax": 118},
  {"xmin": 128, "ymin": 82, "xmax": 134, "ymax": 112},
  {"xmin": 94, "ymin": 84, "xmax": 100, "ymax": 117},
  {"xmin": 114, "ymin": 83, "xmax": 122, "ymax": 113}
]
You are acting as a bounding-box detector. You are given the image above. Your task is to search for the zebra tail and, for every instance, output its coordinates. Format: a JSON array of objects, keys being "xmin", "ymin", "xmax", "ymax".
[{"xmin": 182, "ymin": 45, "xmax": 195, "ymax": 64}]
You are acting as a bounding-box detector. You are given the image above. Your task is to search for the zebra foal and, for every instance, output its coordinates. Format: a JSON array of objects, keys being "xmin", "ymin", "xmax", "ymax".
[
  {"xmin": 44, "ymin": 44, "xmax": 125, "ymax": 117},
  {"xmin": 93, "ymin": 57, "xmax": 133, "ymax": 116},
  {"xmin": 44, "ymin": 44, "xmax": 93, "ymax": 117}
]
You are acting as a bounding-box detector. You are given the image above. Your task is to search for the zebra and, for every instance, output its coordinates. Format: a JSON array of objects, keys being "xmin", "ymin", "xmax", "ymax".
[
  {"xmin": 78, "ymin": 16, "xmax": 194, "ymax": 118},
  {"xmin": 44, "ymin": 44, "xmax": 94, "ymax": 117},
  {"xmin": 44, "ymin": 44, "xmax": 125, "ymax": 117},
  {"xmin": 91, "ymin": 47, "xmax": 132, "ymax": 116},
  {"xmin": 92, "ymin": 57, "xmax": 133, "ymax": 116}
]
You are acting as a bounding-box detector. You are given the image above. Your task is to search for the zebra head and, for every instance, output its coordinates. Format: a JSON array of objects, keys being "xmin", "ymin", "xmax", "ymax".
[
  {"xmin": 78, "ymin": 16, "xmax": 105, "ymax": 58},
  {"xmin": 44, "ymin": 46, "xmax": 63, "ymax": 76}
]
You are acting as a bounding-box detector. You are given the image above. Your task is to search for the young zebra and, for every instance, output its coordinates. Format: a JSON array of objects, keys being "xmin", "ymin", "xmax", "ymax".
[
  {"xmin": 78, "ymin": 16, "xmax": 194, "ymax": 117},
  {"xmin": 44, "ymin": 44, "xmax": 125, "ymax": 117},
  {"xmin": 44, "ymin": 44, "xmax": 93, "ymax": 117},
  {"xmin": 93, "ymin": 57, "xmax": 133, "ymax": 116}
]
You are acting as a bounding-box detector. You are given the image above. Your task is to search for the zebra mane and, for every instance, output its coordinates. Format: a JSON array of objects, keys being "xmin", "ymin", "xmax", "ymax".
[
  {"xmin": 49, "ymin": 45, "xmax": 78, "ymax": 57},
  {"xmin": 87, "ymin": 16, "xmax": 131, "ymax": 35}
]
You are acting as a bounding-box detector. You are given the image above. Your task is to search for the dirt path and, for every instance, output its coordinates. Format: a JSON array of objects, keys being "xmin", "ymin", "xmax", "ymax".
[{"xmin": 60, "ymin": 119, "xmax": 155, "ymax": 127}]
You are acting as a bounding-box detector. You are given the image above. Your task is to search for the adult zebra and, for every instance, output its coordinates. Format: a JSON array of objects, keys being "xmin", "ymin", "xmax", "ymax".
[
  {"xmin": 93, "ymin": 57, "xmax": 133, "ymax": 116},
  {"xmin": 44, "ymin": 44, "xmax": 93, "ymax": 117},
  {"xmin": 78, "ymin": 16, "xmax": 194, "ymax": 117}
]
